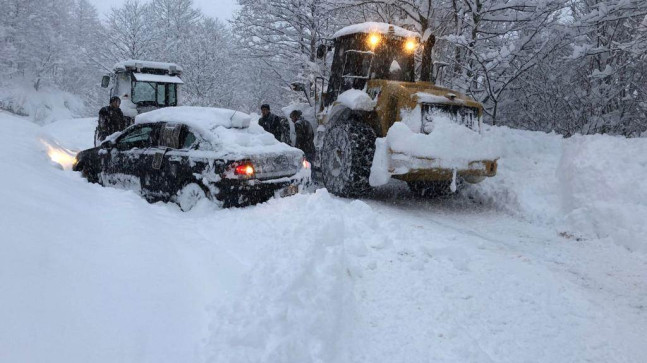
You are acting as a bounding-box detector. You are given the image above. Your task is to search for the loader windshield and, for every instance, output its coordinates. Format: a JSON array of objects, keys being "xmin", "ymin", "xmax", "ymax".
[
  {"xmin": 325, "ymin": 32, "xmax": 418, "ymax": 105},
  {"xmin": 369, "ymin": 37, "xmax": 416, "ymax": 82}
]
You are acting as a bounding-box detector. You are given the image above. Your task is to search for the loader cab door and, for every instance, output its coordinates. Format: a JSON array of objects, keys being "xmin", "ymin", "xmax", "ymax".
[
  {"xmin": 341, "ymin": 50, "xmax": 374, "ymax": 93},
  {"xmin": 325, "ymin": 35, "xmax": 372, "ymax": 106}
]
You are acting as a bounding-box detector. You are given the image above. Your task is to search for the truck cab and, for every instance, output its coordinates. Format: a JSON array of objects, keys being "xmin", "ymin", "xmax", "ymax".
[{"xmin": 101, "ymin": 60, "xmax": 184, "ymax": 119}]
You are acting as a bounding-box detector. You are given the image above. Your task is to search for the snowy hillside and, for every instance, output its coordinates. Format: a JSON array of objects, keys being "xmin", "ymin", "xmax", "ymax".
[
  {"xmin": 0, "ymin": 85, "xmax": 87, "ymax": 124},
  {"xmin": 1, "ymin": 111, "xmax": 646, "ymax": 362}
]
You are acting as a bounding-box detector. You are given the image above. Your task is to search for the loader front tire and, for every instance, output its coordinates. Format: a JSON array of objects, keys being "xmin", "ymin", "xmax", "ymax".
[{"xmin": 321, "ymin": 121, "xmax": 376, "ymax": 197}]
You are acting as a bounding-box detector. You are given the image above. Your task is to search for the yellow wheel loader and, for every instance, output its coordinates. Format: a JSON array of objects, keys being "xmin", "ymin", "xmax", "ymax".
[{"xmin": 314, "ymin": 23, "xmax": 498, "ymax": 197}]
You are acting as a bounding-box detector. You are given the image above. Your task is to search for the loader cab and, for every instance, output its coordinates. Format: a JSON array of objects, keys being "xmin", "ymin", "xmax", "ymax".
[
  {"xmin": 101, "ymin": 60, "xmax": 184, "ymax": 118},
  {"xmin": 324, "ymin": 23, "xmax": 419, "ymax": 106}
]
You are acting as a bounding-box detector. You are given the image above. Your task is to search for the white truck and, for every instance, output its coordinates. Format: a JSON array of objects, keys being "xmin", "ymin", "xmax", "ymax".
[{"xmin": 101, "ymin": 60, "xmax": 184, "ymax": 119}]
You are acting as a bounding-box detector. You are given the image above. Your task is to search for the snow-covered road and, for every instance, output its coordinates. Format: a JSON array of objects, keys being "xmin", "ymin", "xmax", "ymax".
[{"xmin": 1, "ymin": 112, "xmax": 646, "ymax": 362}]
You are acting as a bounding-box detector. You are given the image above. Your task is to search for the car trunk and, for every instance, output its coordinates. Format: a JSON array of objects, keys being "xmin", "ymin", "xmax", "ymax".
[{"xmin": 251, "ymin": 149, "xmax": 304, "ymax": 180}]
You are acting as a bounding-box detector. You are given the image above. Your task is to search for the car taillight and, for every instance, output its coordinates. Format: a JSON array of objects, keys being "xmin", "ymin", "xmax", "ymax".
[
  {"xmin": 302, "ymin": 158, "xmax": 311, "ymax": 169},
  {"xmin": 234, "ymin": 162, "xmax": 255, "ymax": 177}
]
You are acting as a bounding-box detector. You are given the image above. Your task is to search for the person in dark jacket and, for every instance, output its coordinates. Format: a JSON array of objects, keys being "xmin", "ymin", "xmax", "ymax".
[
  {"xmin": 95, "ymin": 96, "xmax": 128, "ymax": 145},
  {"xmin": 258, "ymin": 104, "xmax": 289, "ymax": 144},
  {"xmin": 289, "ymin": 110, "xmax": 316, "ymax": 162}
]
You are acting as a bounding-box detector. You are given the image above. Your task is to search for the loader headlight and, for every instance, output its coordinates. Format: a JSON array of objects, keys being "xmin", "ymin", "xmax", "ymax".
[
  {"xmin": 404, "ymin": 39, "xmax": 418, "ymax": 52},
  {"xmin": 367, "ymin": 34, "xmax": 381, "ymax": 48}
]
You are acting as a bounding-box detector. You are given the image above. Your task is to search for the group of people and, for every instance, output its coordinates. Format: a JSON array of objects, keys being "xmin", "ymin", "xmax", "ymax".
[
  {"xmin": 95, "ymin": 99, "xmax": 316, "ymax": 163},
  {"xmin": 258, "ymin": 104, "xmax": 315, "ymax": 162}
]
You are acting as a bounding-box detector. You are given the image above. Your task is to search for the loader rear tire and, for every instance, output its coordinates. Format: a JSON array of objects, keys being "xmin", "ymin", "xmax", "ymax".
[{"xmin": 321, "ymin": 121, "xmax": 376, "ymax": 197}]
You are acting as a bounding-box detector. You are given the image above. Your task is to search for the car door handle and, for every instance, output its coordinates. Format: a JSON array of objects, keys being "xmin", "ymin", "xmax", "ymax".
[
  {"xmin": 152, "ymin": 152, "xmax": 164, "ymax": 170},
  {"xmin": 151, "ymin": 148, "xmax": 172, "ymax": 170}
]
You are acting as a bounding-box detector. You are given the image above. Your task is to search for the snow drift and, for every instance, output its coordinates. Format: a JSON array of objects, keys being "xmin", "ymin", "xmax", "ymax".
[
  {"xmin": 0, "ymin": 83, "xmax": 86, "ymax": 124},
  {"xmin": 558, "ymin": 135, "xmax": 647, "ymax": 252},
  {"xmin": 466, "ymin": 125, "xmax": 647, "ymax": 253},
  {"xmin": 207, "ymin": 191, "xmax": 373, "ymax": 362}
]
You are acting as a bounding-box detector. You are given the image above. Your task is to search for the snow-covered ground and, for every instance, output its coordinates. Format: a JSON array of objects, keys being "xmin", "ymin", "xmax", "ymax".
[{"xmin": 1, "ymin": 110, "xmax": 646, "ymax": 362}]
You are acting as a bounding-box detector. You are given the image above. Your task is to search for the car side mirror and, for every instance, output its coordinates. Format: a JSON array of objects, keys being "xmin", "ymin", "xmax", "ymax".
[
  {"xmin": 101, "ymin": 75, "xmax": 110, "ymax": 88},
  {"xmin": 101, "ymin": 140, "xmax": 114, "ymax": 148}
]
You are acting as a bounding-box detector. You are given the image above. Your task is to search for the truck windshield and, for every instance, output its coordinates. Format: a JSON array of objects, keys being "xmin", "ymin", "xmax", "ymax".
[{"xmin": 132, "ymin": 81, "xmax": 177, "ymax": 106}]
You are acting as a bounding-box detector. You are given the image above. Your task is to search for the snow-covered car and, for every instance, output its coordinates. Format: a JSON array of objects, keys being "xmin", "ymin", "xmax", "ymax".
[{"xmin": 73, "ymin": 106, "xmax": 310, "ymax": 209}]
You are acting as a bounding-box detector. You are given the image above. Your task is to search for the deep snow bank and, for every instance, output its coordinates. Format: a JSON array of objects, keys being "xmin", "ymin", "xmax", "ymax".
[
  {"xmin": 462, "ymin": 125, "xmax": 564, "ymax": 222},
  {"xmin": 0, "ymin": 83, "xmax": 86, "ymax": 124},
  {"xmin": 0, "ymin": 111, "xmax": 250, "ymax": 363},
  {"xmin": 558, "ymin": 135, "xmax": 647, "ymax": 252},
  {"xmin": 207, "ymin": 191, "xmax": 381, "ymax": 362},
  {"xmin": 465, "ymin": 125, "xmax": 647, "ymax": 252},
  {"xmin": 41, "ymin": 117, "xmax": 97, "ymax": 151}
]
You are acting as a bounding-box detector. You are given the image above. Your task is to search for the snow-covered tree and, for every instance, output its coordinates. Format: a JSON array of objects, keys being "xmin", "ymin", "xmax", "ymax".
[
  {"xmin": 149, "ymin": 0, "xmax": 202, "ymax": 61},
  {"xmin": 500, "ymin": 0, "xmax": 647, "ymax": 136},
  {"xmin": 103, "ymin": 0, "xmax": 155, "ymax": 61},
  {"xmin": 179, "ymin": 18, "xmax": 243, "ymax": 109},
  {"xmin": 230, "ymin": 0, "xmax": 340, "ymax": 106}
]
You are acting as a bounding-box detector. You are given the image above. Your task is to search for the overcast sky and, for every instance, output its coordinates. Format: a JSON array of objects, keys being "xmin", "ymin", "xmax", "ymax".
[{"xmin": 89, "ymin": 0, "xmax": 238, "ymax": 22}]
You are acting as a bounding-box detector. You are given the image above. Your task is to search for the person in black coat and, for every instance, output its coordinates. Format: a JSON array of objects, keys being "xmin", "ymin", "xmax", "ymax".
[
  {"xmin": 95, "ymin": 96, "xmax": 127, "ymax": 145},
  {"xmin": 289, "ymin": 110, "xmax": 316, "ymax": 162},
  {"xmin": 258, "ymin": 104, "xmax": 289, "ymax": 144}
]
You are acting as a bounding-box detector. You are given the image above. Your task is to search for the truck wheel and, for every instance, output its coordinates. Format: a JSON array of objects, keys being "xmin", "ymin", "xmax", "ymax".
[
  {"xmin": 321, "ymin": 121, "xmax": 376, "ymax": 197},
  {"xmin": 407, "ymin": 180, "xmax": 454, "ymax": 198},
  {"xmin": 175, "ymin": 183, "xmax": 207, "ymax": 211}
]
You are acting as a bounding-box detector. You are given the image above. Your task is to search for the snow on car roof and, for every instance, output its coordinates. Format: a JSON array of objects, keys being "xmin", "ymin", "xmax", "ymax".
[
  {"xmin": 135, "ymin": 106, "xmax": 250, "ymax": 130},
  {"xmin": 135, "ymin": 106, "xmax": 298, "ymax": 158},
  {"xmin": 133, "ymin": 73, "xmax": 184, "ymax": 84},
  {"xmin": 333, "ymin": 22, "xmax": 420, "ymax": 39},
  {"xmin": 113, "ymin": 59, "xmax": 183, "ymax": 73}
]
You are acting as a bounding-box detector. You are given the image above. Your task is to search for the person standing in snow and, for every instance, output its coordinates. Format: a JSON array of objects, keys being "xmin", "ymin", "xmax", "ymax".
[
  {"xmin": 258, "ymin": 104, "xmax": 290, "ymax": 144},
  {"xmin": 95, "ymin": 96, "xmax": 127, "ymax": 146},
  {"xmin": 289, "ymin": 110, "xmax": 316, "ymax": 162}
]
